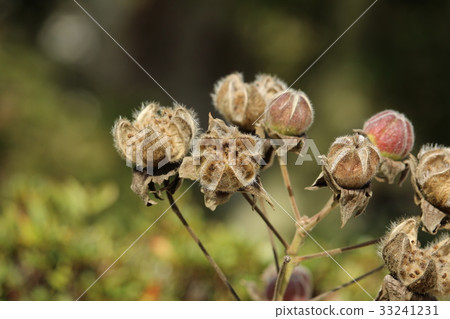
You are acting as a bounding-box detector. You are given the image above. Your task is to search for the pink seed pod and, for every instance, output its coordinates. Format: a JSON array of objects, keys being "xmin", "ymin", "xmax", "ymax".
[
  {"xmin": 363, "ymin": 109, "xmax": 414, "ymax": 160},
  {"xmin": 265, "ymin": 89, "xmax": 314, "ymax": 136},
  {"xmin": 327, "ymin": 134, "xmax": 380, "ymax": 189},
  {"xmin": 264, "ymin": 266, "xmax": 312, "ymax": 301}
]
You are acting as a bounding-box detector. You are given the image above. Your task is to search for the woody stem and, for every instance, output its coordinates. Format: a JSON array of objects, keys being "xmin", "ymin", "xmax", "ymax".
[
  {"xmin": 242, "ymin": 193, "xmax": 289, "ymax": 250},
  {"xmin": 259, "ymin": 197, "xmax": 280, "ymax": 272},
  {"xmin": 166, "ymin": 191, "xmax": 241, "ymax": 301},
  {"xmin": 278, "ymin": 159, "xmax": 302, "ymax": 222},
  {"xmin": 293, "ymin": 237, "xmax": 381, "ymax": 264}
]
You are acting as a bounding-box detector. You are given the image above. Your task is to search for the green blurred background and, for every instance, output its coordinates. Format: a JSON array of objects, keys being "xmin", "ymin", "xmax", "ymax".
[{"xmin": 0, "ymin": 0, "xmax": 449, "ymax": 300}]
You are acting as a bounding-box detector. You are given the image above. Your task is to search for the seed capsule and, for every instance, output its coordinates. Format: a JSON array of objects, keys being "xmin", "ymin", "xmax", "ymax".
[
  {"xmin": 265, "ymin": 89, "xmax": 313, "ymax": 137},
  {"xmin": 252, "ymin": 73, "xmax": 287, "ymax": 104},
  {"xmin": 112, "ymin": 102, "xmax": 197, "ymax": 169},
  {"xmin": 327, "ymin": 134, "xmax": 380, "ymax": 189},
  {"xmin": 212, "ymin": 73, "xmax": 266, "ymax": 131},
  {"xmin": 363, "ymin": 109, "xmax": 414, "ymax": 160},
  {"xmin": 416, "ymin": 145, "xmax": 450, "ymax": 214}
]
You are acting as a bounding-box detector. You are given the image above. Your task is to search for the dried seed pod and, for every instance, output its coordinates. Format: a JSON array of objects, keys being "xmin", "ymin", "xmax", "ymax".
[
  {"xmin": 327, "ymin": 134, "xmax": 380, "ymax": 189},
  {"xmin": 113, "ymin": 102, "xmax": 197, "ymax": 168},
  {"xmin": 212, "ymin": 73, "xmax": 266, "ymax": 131},
  {"xmin": 409, "ymin": 145, "xmax": 450, "ymax": 233},
  {"xmin": 379, "ymin": 218, "xmax": 450, "ymax": 298},
  {"xmin": 179, "ymin": 114, "xmax": 271, "ymax": 210},
  {"xmin": 265, "ymin": 89, "xmax": 314, "ymax": 137},
  {"xmin": 252, "ymin": 73, "xmax": 287, "ymax": 104},
  {"xmin": 307, "ymin": 134, "xmax": 380, "ymax": 227},
  {"xmin": 363, "ymin": 109, "xmax": 414, "ymax": 161},
  {"xmin": 416, "ymin": 145, "xmax": 450, "ymax": 214},
  {"xmin": 112, "ymin": 102, "xmax": 197, "ymax": 205}
]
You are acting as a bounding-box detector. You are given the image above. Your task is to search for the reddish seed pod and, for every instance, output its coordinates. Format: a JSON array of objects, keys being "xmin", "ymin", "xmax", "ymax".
[
  {"xmin": 363, "ymin": 109, "xmax": 414, "ymax": 160},
  {"xmin": 265, "ymin": 89, "xmax": 314, "ymax": 136},
  {"xmin": 264, "ymin": 266, "xmax": 312, "ymax": 301}
]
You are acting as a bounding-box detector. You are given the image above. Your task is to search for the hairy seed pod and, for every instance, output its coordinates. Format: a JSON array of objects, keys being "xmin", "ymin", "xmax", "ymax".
[
  {"xmin": 212, "ymin": 73, "xmax": 266, "ymax": 131},
  {"xmin": 112, "ymin": 102, "xmax": 197, "ymax": 168},
  {"xmin": 327, "ymin": 134, "xmax": 380, "ymax": 189},
  {"xmin": 265, "ymin": 89, "xmax": 314, "ymax": 136},
  {"xmin": 416, "ymin": 145, "xmax": 450, "ymax": 214},
  {"xmin": 363, "ymin": 109, "xmax": 414, "ymax": 160},
  {"xmin": 252, "ymin": 73, "xmax": 287, "ymax": 104},
  {"xmin": 380, "ymin": 218, "xmax": 449, "ymax": 297}
]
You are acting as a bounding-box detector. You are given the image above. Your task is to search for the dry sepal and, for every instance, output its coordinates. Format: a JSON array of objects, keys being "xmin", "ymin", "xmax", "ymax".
[
  {"xmin": 362, "ymin": 110, "xmax": 414, "ymax": 184},
  {"xmin": 179, "ymin": 114, "xmax": 272, "ymax": 210},
  {"xmin": 409, "ymin": 144, "xmax": 450, "ymax": 234},
  {"xmin": 307, "ymin": 133, "xmax": 380, "ymax": 227},
  {"xmin": 376, "ymin": 218, "xmax": 449, "ymax": 300},
  {"xmin": 112, "ymin": 102, "xmax": 198, "ymax": 205}
]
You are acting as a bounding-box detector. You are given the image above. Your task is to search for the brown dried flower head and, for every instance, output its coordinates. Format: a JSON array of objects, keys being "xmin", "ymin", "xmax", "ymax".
[
  {"xmin": 409, "ymin": 144, "xmax": 450, "ymax": 233},
  {"xmin": 180, "ymin": 115, "xmax": 271, "ymax": 210},
  {"xmin": 113, "ymin": 102, "xmax": 197, "ymax": 169},
  {"xmin": 327, "ymin": 134, "xmax": 380, "ymax": 189},
  {"xmin": 253, "ymin": 73, "xmax": 287, "ymax": 104},
  {"xmin": 212, "ymin": 73, "xmax": 267, "ymax": 131},
  {"xmin": 379, "ymin": 218, "xmax": 450, "ymax": 298},
  {"xmin": 307, "ymin": 134, "xmax": 380, "ymax": 228},
  {"xmin": 416, "ymin": 145, "xmax": 450, "ymax": 214}
]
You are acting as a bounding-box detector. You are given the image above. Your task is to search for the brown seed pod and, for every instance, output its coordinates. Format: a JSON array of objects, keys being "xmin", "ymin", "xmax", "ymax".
[
  {"xmin": 327, "ymin": 134, "xmax": 380, "ymax": 189},
  {"xmin": 179, "ymin": 114, "xmax": 271, "ymax": 210},
  {"xmin": 252, "ymin": 73, "xmax": 287, "ymax": 104},
  {"xmin": 379, "ymin": 218, "xmax": 450, "ymax": 298},
  {"xmin": 416, "ymin": 145, "xmax": 450, "ymax": 214},
  {"xmin": 212, "ymin": 73, "xmax": 266, "ymax": 131},
  {"xmin": 409, "ymin": 145, "xmax": 450, "ymax": 233},
  {"xmin": 307, "ymin": 134, "xmax": 380, "ymax": 227},
  {"xmin": 113, "ymin": 102, "xmax": 198, "ymax": 168},
  {"xmin": 112, "ymin": 102, "xmax": 198, "ymax": 205}
]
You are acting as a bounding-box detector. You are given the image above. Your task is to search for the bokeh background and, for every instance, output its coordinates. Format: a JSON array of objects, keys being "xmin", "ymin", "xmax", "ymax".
[{"xmin": 1, "ymin": 0, "xmax": 449, "ymax": 300}]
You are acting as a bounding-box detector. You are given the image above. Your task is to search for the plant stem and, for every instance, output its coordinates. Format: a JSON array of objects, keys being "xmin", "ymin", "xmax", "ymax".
[
  {"xmin": 279, "ymin": 160, "xmax": 302, "ymax": 222},
  {"xmin": 259, "ymin": 197, "xmax": 280, "ymax": 272},
  {"xmin": 272, "ymin": 256, "xmax": 291, "ymax": 301},
  {"xmin": 166, "ymin": 191, "xmax": 241, "ymax": 301},
  {"xmin": 242, "ymin": 193, "xmax": 289, "ymax": 250},
  {"xmin": 310, "ymin": 265, "xmax": 384, "ymax": 301},
  {"xmin": 273, "ymin": 194, "xmax": 338, "ymax": 300},
  {"xmin": 303, "ymin": 195, "xmax": 338, "ymax": 232},
  {"xmin": 294, "ymin": 238, "xmax": 381, "ymax": 263}
]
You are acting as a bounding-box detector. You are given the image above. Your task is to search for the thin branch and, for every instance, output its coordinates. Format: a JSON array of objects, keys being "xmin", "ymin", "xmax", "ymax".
[
  {"xmin": 294, "ymin": 238, "xmax": 381, "ymax": 264},
  {"xmin": 304, "ymin": 195, "xmax": 338, "ymax": 231},
  {"xmin": 279, "ymin": 161, "xmax": 302, "ymax": 222},
  {"xmin": 166, "ymin": 191, "xmax": 241, "ymax": 301},
  {"xmin": 242, "ymin": 193, "xmax": 289, "ymax": 249},
  {"xmin": 272, "ymin": 256, "xmax": 291, "ymax": 301},
  {"xmin": 310, "ymin": 265, "xmax": 384, "ymax": 301},
  {"xmin": 259, "ymin": 197, "xmax": 280, "ymax": 272}
]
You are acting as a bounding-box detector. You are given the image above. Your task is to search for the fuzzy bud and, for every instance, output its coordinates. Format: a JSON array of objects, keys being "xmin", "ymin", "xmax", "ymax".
[
  {"xmin": 327, "ymin": 134, "xmax": 380, "ymax": 189},
  {"xmin": 212, "ymin": 73, "xmax": 266, "ymax": 131},
  {"xmin": 112, "ymin": 102, "xmax": 197, "ymax": 169},
  {"xmin": 363, "ymin": 109, "xmax": 414, "ymax": 160},
  {"xmin": 265, "ymin": 89, "xmax": 314, "ymax": 136},
  {"xmin": 416, "ymin": 145, "xmax": 450, "ymax": 214}
]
